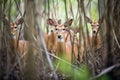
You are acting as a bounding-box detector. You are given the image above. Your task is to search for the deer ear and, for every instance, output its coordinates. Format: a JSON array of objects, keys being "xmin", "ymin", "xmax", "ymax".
[
  {"xmin": 64, "ymin": 19, "xmax": 73, "ymax": 27},
  {"xmin": 98, "ymin": 15, "xmax": 104, "ymax": 24},
  {"xmin": 47, "ymin": 18, "xmax": 56, "ymax": 26},
  {"xmin": 86, "ymin": 16, "xmax": 92, "ymax": 24},
  {"xmin": 16, "ymin": 18, "xmax": 24, "ymax": 25}
]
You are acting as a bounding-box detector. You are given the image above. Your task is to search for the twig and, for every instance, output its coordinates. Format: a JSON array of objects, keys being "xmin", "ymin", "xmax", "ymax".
[
  {"xmin": 35, "ymin": 11, "xmax": 58, "ymax": 80},
  {"xmin": 48, "ymin": 53, "xmax": 85, "ymax": 73},
  {"xmin": 90, "ymin": 64, "xmax": 120, "ymax": 80},
  {"xmin": 112, "ymin": 29, "xmax": 120, "ymax": 49}
]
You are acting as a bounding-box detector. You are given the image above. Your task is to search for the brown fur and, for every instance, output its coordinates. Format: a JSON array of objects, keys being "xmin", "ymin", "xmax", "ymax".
[
  {"xmin": 78, "ymin": 17, "xmax": 102, "ymax": 62},
  {"xmin": 47, "ymin": 18, "xmax": 79, "ymax": 62},
  {"xmin": 10, "ymin": 18, "xmax": 30, "ymax": 66}
]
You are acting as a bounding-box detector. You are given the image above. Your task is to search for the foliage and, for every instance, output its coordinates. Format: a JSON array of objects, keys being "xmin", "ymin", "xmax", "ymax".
[
  {"xmin": 54, "ymin": 56, "xmax": 90, "ymax": 80},
  {"xmin": 0, "ymin": 0, "xmax": 120, "ymax": 80}
]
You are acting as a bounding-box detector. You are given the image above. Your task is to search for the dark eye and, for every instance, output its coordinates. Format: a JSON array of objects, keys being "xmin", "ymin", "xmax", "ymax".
[
  {"xmin": 51, "ymin": 30, "xmax": 53, "ymax": 32},
  {"xmin": 55, "ymin": 28, "xmax": 58, "ymax": 30},
  {"xmin": 63, "ymin": 29, "xmax": 66, "ymax": 31},
  {"xmin": 14, "ymin": 27, "xmax": 17, "ymax": 29}
]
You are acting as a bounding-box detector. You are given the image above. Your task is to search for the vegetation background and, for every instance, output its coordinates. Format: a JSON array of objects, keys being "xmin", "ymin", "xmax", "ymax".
[{"xmin": 0, "ymin": 0, "xmax": 120, "ymax": 80}]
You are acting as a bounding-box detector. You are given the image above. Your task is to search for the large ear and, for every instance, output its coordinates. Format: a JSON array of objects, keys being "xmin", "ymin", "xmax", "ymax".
[
  {"xmin": 47, "ymin": 18, "xmax": 56, "ymax": 26},
  {"xmin": 16, "ymin": 17, "xmax": 24, "ymax": 25},
  {"xmin": 98, "ymin": 15, "xmax": 104, "ymax": 24},
  {"xmin": 64, "ymin": 19, "xmax": 73, "ymax": 27},
  {"xmin": 10, "ymin": 18, "xmax": 24, "ymax": 28},
  {"xmin": 85, "ymin": 16, "xmax": 92, "ymax": 24}
]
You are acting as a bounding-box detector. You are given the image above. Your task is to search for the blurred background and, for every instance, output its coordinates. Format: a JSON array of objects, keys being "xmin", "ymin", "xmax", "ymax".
[{"xmin": 0, "ymin": 0, "xmax": 120, "ymax": 80}]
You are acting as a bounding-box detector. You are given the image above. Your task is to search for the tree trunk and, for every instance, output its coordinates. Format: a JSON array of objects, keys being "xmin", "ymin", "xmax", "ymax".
[
  {"xmin": 24, "ymin": 0, "xmax": 38, "ymax": 80},
  {"xmin": 105, "ymin": 0, "xmax": 120, "ymax": 79}
]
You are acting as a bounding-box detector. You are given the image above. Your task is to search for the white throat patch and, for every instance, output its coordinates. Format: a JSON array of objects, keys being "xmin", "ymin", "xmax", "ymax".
[
  {"xmin": 58, "ymin": 38, "xmax": 64, "ymax": 42},
  {"xmin": 13, "ymin": 35, "xmax": 17, "ymax": 39}
]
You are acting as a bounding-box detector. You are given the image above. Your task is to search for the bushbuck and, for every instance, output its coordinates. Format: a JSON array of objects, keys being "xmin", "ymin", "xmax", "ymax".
[{"xmin": 47, "ymin": 18, "xmax": 79, "ymax": 62}]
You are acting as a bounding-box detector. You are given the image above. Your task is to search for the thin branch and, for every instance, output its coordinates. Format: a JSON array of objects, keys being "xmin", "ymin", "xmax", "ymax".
[
  {"xmin": 48, "ymin": 53, "xmax": 85, "ymax": 73},
  {"xmin": 35, "ymin": 11, "xmax": 58, "ymax": 80},
  {"xmin": 69, "ymin": 0, "xmax": 74, "ymax": 19},
  {"xmin": 90, "ymin": 64, "xmax": 120, "ymax": 80},
  {"xmin": 112, "ymin": 29, "xmax": 120, "ymax": 49},
  {"xmin": 64, "ymin": 0, "xmax": 68, "ymax": 19}
]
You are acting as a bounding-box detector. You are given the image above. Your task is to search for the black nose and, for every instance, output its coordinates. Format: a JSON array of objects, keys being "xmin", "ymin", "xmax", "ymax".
[
  {"xmin": 93, "ymin": 30, "xmax": 96, "ymax": 34},
  {"xmin": 51, "ymin": 30, "xmax": 53, "ymax": 32},
  {"xmin": 58, "ymin": 35, "xmax": 61, "ymax": 39}
]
